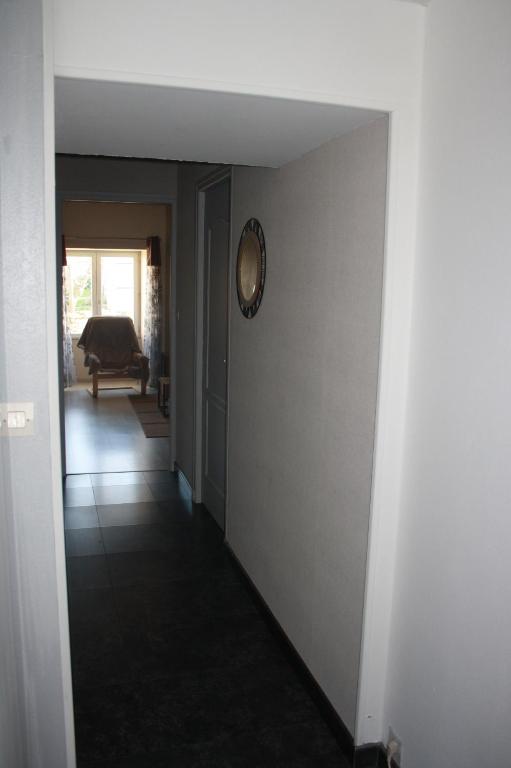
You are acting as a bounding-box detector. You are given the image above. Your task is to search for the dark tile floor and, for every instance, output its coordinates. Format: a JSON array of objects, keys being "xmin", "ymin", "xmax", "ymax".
[{"xmin": 65, "ymin": 470, "xmax": 350, "ymax": 767}]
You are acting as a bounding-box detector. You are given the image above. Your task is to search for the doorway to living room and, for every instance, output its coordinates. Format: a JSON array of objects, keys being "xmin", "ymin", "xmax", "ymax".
[{"xmin": 59, "ymin": 198, "xmax": 173, "ymax": 476}]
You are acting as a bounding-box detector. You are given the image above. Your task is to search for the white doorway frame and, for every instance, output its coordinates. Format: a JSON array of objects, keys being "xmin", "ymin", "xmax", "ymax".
[
  {"xmin": 52, "ymin": 100, "xmax": 420, "ymax": 751},
  {"xmin": 56, "ymin": 189, "xmax": 178, "ymax": 473},
  {"xmin": 47, "ymin": 78, "xmax": 422, "ymax": 761},
  {"xmin": 192, "ymin": 167, "xmax": 233, "ymax": 512}
]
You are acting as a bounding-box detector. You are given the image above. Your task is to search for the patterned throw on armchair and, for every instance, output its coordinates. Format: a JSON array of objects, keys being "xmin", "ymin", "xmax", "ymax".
[{"xmin": 78, "ymin": 316, "xmax": 150, "ymax": 397}]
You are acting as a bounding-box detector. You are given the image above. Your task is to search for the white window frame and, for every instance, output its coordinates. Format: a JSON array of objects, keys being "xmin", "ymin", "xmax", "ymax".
[{"xmin": 67, "ymin": 248, "xmax": 144, "ymax": 337}]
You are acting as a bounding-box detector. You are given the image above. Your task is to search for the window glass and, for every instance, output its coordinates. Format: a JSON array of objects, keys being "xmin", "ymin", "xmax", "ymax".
[
  {"xmin": 67, "ymin": 255, "xmax": 93, "ymax": 334},
  {"xmin": 65, "ymin": 251, "xmax": 139, "ymax": 334},
  {"xmin": 100, "ymin": 255, "xmax": 135, "ymax": 321}
]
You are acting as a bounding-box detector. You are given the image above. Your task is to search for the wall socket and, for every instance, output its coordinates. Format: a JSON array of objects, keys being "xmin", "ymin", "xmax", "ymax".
[{"xmin": 387, "ymin": 727, "xmax": 402, "ymax": 767}]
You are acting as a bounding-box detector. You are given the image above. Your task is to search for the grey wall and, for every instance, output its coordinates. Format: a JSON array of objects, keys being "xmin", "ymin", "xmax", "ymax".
[
  {"xmin": 175, "ymin": 163, "xmax": 217, "ymax": 483},
  {"xmin": 0, "ymin": 0, "xmax": 74, "ymax": 764},
  {"xmin": 56, "ymin": 155, "xmax": 178, "ymax": 197},
  {"xmin": 227, "ymin": 117, "xmax": 388, "ymax": 732}
]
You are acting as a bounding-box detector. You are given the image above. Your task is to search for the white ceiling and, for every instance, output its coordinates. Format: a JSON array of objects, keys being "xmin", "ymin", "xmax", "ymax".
[{"xmin": 55, "ymin": 78, "xmax": 384, "ymax": 168}]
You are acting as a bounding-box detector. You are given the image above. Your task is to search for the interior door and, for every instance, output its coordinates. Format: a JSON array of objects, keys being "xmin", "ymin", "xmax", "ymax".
[{"xmin": 202, "ymin": 177, "xmax": 230, "ymax": 529}]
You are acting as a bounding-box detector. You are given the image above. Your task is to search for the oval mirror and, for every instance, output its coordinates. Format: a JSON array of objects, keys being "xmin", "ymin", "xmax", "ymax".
[{"xmin": 236, "ymin": 218, "xmax": 266, "ymax": 318}]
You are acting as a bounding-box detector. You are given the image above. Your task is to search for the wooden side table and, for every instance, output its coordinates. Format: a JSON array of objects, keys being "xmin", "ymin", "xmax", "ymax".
[{"xmin": 158, "ymin": 376, "xmax": 170, "ymax": 417}]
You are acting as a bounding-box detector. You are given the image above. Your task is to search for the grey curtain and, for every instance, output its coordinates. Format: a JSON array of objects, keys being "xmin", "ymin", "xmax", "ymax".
[
  {"xmin": 143, "ymin": 236, "xmax": 162, "ymax": 389},
  {"xmin": 62, "ymin": 237, "xmax": 76, "ymax": 388}
]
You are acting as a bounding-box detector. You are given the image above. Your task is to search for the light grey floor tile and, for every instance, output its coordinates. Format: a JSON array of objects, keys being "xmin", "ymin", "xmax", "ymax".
[
  {"xmin": 64, "ymin": 506, "xmax": 99, "ymax": 530},
  {"xmin": 91, "ymin": 472, "xmax": 145, "ymax": 487},
  {"xmin": 64, "ymin": 388, "xmax": 171, "ymax": 474},
  {"xmin": 97, "ymin": 501, "xmax": 162, "ymax": 527},
  {"xmin": 65, "ymin": 528, "xmax": 104, "ymax": 557},
  {"xmin": 65, "ymin": 474, "xmax": 92, "ymax": 488},
  {"xmin": 93, "ymin": 483, "xmax": 155, "ymax": 506},
  {"xmin": 64, "ymin": 486, "xmax": 96, "ymax": 508}
]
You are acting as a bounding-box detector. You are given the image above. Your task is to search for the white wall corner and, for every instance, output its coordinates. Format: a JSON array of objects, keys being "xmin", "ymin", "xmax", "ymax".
[
  {"xmin": 355, "ymin": 102, "xmax": 423, "ymax": 746},
  {"xmin": 43, "ymin": 0, "xmax": 77, "ymax": 765}
]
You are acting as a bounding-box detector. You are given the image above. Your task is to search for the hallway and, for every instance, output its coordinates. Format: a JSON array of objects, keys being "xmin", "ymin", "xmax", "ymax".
[{"xmin": 65, "ymin": 470, "xmax": 349, "ymax": 767}]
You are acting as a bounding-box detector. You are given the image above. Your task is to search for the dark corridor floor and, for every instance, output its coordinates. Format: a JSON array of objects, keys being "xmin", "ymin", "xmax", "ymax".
[{"xmin": 64, "ymin": 471, "xmax": 350, "ymax": 767}]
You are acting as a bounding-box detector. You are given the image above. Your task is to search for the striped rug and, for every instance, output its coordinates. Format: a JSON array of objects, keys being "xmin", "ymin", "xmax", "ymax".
[{"xmin": 128, "ymin": 394, "xmax": 169, "ymax": 438}]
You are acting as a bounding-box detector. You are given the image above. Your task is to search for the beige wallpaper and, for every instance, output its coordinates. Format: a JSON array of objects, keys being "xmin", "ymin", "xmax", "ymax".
[{"xmin": 227, "ymin": 117, "xmax": 389, "ymax": 732}]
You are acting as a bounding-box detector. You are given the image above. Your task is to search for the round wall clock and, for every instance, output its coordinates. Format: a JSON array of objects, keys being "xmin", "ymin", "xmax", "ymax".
[{"xmin": 236, "ymin": 218, "xmax": 266, "ymax": 319}]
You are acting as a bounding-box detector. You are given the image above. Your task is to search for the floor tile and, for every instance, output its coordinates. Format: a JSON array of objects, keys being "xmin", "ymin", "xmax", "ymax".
[
  {"xmin": 76, "ymin": 730, "xmax": 350, "ymax": 768},
  {"xmin": 71, "ymin": 639, "xmax": 129, "ymax": 693},
  {"xmin": 101, "ymin": 524, "xmax": 176, "ymax": 555},
  {"xmin": 65, "ymin": 528, "xmax": 105, "ymax": 557},
  {"xmin": 93, "ymin": 484, "xmax": 155, "ymax": 506},
  {"xmin": 64, "ymin": 506, "xmax": 99, "ymax": 530},
  {"xmin": 156, "ymin": 498, "xmax": 196, "ymax": 524},
  {"xmin": 73, "ymin": 671, "xmax": 343, "ymax": 767},
  {"xmin": 143, "ymin": 470, "xmax": 176, "ymax": 484},
  {"xmin": 97, "ymin": 501, "xmax": 163, "ymax": 528},
  {"xmin": 66, "ymin": 554, "xmax": 110, "ymax": 591},
  {"xmin": 65, "ymin": 474, "xmax": 92, "ymax": 488},
  {"xmin": 91, "ymin": 472, "xmax": 146, "ymax": 487},
  {"xmin": 68, "ymin": 590, "xmax": 126, "ymax": 691},
  {"xmin": 146, "ymin": 481, "xmax": 180, "ymax": 502},
  {"xmin": 68, "ymin": 469, "xmax": 348, "ymax": 768},
  {"xmin": 107, "ymin": 547, "xmax": 238, "ymax": 589},
  {"xmin": 65, "ymin": 388, "xmax": 170, "ymax": 475},
  {"xmin": 68, "ymin": 586, "xmax": 117, "ymax": 627},
  {"xmin": 64, "ymin": 486, "xmax": 96, "ymax": 508},
  {"xmin": 112, "ymin": 577, "xmax": 258, "ymax": 634},
  {"xmin": 106, "ymin": 550, "xmax": 189, "ymax": 587},
  {"xmin": 119, "ymin": 612, "xmax": 291, "ymax": 683},
  {"xmin": 239, "ymin": 720, "xmax": 351, "ymax": 766}
]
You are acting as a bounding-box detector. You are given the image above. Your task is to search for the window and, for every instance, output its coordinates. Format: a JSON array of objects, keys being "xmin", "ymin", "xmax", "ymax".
[{"xmin": 66, "ymin": 250, "xmax": 142, "ymax": 335}]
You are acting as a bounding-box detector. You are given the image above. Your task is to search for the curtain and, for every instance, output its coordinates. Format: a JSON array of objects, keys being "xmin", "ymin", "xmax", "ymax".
[
  {"xmin": 62, "ymin": 235, "xmax": 76, "ymax": 388},
  {"xmin": 143, "ymin": 236, "xmax": 162, "ymax": 389}
]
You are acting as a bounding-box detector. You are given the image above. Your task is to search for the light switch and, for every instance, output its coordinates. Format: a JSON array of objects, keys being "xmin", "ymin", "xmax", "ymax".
[{"xmin": 0, "ymin": 403, "xmax": 34, "ymax": 437}]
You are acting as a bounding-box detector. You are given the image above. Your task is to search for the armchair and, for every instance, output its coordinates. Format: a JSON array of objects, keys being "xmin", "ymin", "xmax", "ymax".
[{"xmin": 78, "ymin": 316, "xmax": 150, "ymax": 397}]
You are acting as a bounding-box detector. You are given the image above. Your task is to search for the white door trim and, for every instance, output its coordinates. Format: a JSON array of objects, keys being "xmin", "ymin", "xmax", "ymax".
[{"xmin": 192, "ymin": 167, "xmax": 232, "ymax": 508}]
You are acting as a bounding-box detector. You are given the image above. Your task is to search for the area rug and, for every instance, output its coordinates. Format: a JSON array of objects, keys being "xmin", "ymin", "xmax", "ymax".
[
  {"xmin": 87, "ymin": 385, "xmax": 138, "ymax": 397},
  {"xmin": 128, "ymin": 394, "xmax": 170, "ymax": 438}
]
